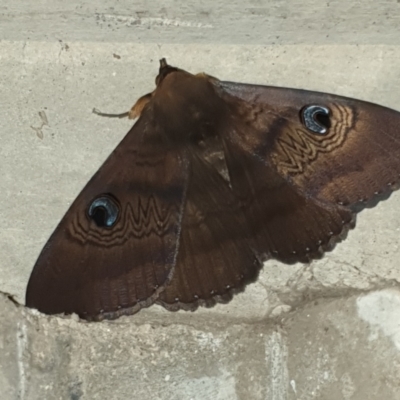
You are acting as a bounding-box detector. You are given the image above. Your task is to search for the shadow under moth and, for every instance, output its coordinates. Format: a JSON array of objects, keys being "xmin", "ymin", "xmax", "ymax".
[{"xmin": 26, "ymin": 59, "xmax": 400, "ymax": 321}]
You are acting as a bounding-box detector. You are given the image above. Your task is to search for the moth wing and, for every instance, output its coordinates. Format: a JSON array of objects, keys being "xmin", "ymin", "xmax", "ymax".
[
  {"xmin": 26, "ymin": 111, "xmax": 189, "ymax": 321},
  {"xmin": 220, "ymin": 127, "xmax": 355, "ymax": 263},
  {"xmin": 157, "ymin": 144, "xmax": 353, "ymax": 311},
  {"xmin": 218, "ymin": 81, "xmax": 400, "ymax": 211},
  {"xmin": 157, "ymin": 153, "xmax": 263, "ymax": 311}
]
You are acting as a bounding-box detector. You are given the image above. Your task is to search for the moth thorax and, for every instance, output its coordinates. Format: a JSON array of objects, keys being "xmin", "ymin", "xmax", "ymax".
[{"xmin": 154, "ymin": 72, "xmax": 227, "ymax": 143}]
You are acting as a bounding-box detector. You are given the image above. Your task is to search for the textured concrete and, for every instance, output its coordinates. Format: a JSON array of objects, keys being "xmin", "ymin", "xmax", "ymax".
[
  {"xmin": 3, "ymin": 290, "xmax": 400, "ymax": 399},
  {"xmin": 2, "ymin": 0, "xmax": 400, "ymax": 45},
  {"xmin": 2, "ymin": 1, "xmax": 400, "ymax": 399}
]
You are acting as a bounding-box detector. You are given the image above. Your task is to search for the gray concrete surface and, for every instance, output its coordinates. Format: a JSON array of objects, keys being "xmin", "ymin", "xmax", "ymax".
[
  {"xmin": 3, "ymin": 291, "xmax": 400, "ymax": 400},
  {"xmin": 2, "ymin": 1, "xmax": 400, "ymax": 399},
  {"xmin": 2, "ymin": 0, "xmax": 400, "ymax": 45}
]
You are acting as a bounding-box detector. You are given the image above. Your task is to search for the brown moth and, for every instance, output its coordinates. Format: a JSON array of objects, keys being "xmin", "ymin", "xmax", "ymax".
[{"xmin": 26, "ymin": 59, "xmax": 400, "ymax": 321}]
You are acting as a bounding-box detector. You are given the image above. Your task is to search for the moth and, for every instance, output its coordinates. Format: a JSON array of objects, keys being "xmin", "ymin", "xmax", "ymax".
[{"xmin": 26, "ymin": 59, "xmax": 400, "ymax": 321}]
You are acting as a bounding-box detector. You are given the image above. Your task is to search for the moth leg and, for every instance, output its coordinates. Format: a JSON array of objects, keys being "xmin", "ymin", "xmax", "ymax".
[
  {"xmin": 92, "ymin": 93, "xmax": 154, "ymax": 120},
  {"xmin": 128, "ymin": 92, "xmax": 153, "ymax": 119},
  {"xmin": 92, "ymin": 108, "xmax": 130, "ymax": 119}
]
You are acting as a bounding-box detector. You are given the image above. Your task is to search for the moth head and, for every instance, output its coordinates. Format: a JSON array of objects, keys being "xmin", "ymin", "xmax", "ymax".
[
  {"xmin": 152, "ymin": 60, "xmax": 228, "ymax": 144},
  {"xmin": 155, "ymin": 58, "xmax": 181, "ymax": 86},
  {"xmin": 301, "ymin": 105, "xmax": 331, "ymax": 134},
  {"xmin": 87, "ymin": 194, "xmax": 120, "ymax": 228}
]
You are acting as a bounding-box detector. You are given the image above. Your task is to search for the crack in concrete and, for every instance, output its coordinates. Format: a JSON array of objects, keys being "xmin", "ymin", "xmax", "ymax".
[{"xmin": 16, "ymin": 321, "xmax": 27, "ymax": 400}]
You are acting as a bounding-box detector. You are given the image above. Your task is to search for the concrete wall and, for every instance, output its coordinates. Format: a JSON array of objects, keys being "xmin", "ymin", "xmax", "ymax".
[{"xmin": 2, "ymin": 1, "xmax": 400, "ymax": 399}]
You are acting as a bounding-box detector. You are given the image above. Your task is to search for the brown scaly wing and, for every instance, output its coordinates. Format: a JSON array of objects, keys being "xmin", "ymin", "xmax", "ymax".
[
  {"xmin": 157, "ymin": 144, "xmax": 354, "ymax": 312},
  {"xmin": 217, "ymin": 81, "xmax": 400, "ymax": 211},
  {"xmin": 221, "ymin": 124, "xmax": 355, "ymax": 263},
  {"xmin": 157, "ymin": 70, "xmax": 361, "ymax": 311},
  {"xmin": 157, "ymin": 153, "xmax": 263, "ymax": 311},
  {"xmin": 26, "ymin": 110, "xmax": 189, "ymax": 321}
]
